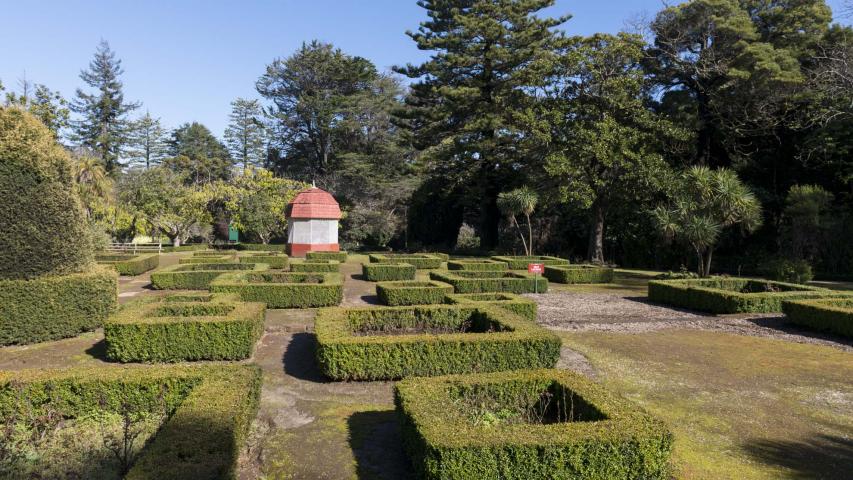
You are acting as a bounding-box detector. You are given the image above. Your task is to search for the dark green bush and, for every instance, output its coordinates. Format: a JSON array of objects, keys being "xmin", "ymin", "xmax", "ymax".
[
  {"xmin": 444, "ymin": 293, "xmax": 537, "ymax": 321},
  {"xmin": 363, "ymin": 262, "xmax": 417, "ymax": 281},
  {"xmin": 491, "ymin": 255, "xmax": 570, "ymax": 270},
  {"xmin": 151, "ymin": 263, "xmax": 267, "ymax": 290},
  {"xmin": 210, "ymin": 272, "xmax": 343, "ymax": 308},
  {"xmin": 763, "ymin": 258, "xmax": 814, "ymax": 284},
  {"xmin": 544, "ymin": 265, "xmax": 614, "ymax": 284},
  {"xmin": 306, "ymin": 251, "xmax": 348, "ymax": 262},
  {"xmin": 647, "ymin": 278, "xmax": 834, "ymax": 313},
  {"xmin": 104, "ymin": 294, "xmax": 265, "ymax": 362},
  {"xmin": 290, "ymin": 260, "xmax": 341, "ymax": 272},
  {"xmin": 238, "ymin": 253, "xmax": 289, "ymax": 269},
  {"xmin": 782, "ymin": 297, "xmax": 853, "ymax": 338},
  {"xmin": 430, "ymin": 270, "xmax": 548, "ymax": 294},
  {"xmin": 369, "ymin": 253, "xmax": 443, "ymax": 269},
  {"xmin": 315, "ymin": 305, "xmax": 560, "ymax": 380},
  {"xmin": 376, "ymin": 281, "xmax": 453, "ymax": 306},
  {"xmin": 96, "ymin": 253, "xmax": 160, "ymax": 276},
  {"xmin": 395, "ymin": 369, "xmax": 673, "ymax": 480},
  {"xmin": 0, "ymin": 266, "xmax": 117, "ymax": 345},
  {"xmin": 447, "ymin": 259, "xmax": 508, "ymax": 272},
  {"xmin": 0, "ymin": 365, "xmax": 261, "ymax": 480}
]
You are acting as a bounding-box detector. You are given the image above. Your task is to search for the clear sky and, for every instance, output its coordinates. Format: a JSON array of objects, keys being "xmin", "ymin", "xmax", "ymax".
[{"xmin": 1, "ymin": 0, "xmax": 850, "ymax": 137}]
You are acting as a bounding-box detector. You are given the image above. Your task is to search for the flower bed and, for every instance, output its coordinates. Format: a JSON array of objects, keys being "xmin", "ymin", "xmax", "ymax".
[
  {"xmin": 362, "ymin": 262, "xmax": 416, "ymax": 281},
  {"xmin": 210, "ymin": 271, "xmax": 343, "ymax": 308},
  {"xmin": 368, "ymin": 253, "xmax": 443, "ymax": 269},
  {"xmin": 446, "ymin": 259, "xmax": 508, "ymax": 272},
  {"xmin": 491, "ymin": 255, "xmax": 570, "ymax": 270},
  {"xmin": 430, "ymin": 270, "xmax": 548, "ymax": 294},
  {"xmin": 782, "ymin": 296, "xmax": 853, "ymax": 338},
  {"xmin": 444, "ymin": 292, "xmax": 537, "ymax": 320},
  {"xmin": 544, "ymin": 265, "xmax": 614, "ymax": 284},
  {"xmin": 376, "ymin": 280, "xmax": 454, "ymax": 306},
  {"xmin": 95, "ymin": 253, "xmax": 160, "ymax": 276},
  {"xmin": 647, "ymin": 278, "xmax": 833, "ymax": 313},
  {"xmin": 150, "ymin": 263, "xmax": 267, "ymax": 290}
]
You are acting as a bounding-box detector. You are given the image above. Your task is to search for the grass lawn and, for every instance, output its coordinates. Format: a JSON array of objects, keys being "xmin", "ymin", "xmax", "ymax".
[{"xmin": 558, "ymin": 329, "xmax": 853, "ymax": 479}]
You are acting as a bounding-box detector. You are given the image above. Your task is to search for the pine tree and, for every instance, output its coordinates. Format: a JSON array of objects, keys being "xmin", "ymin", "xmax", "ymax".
[
  {"xmin": 127, "ymin": 111, "xmax": 168, "ymax": 169},
  {"xmin": 71, "ymin": 40, "xmax": 139, "ymax": 174},
  {"xmin": 224, "ymin": 98, "xmax": 266, "ymax": 171}
]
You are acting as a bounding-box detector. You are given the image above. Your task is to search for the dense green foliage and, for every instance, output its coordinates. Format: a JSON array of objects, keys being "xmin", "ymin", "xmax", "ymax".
[
  {"xmin": 447, "ymin": 260, "xmax": 508, "ymax": 272},
  {"xmin": 104, "ymin": 294, "xmax": 265, "ymax": 362},
  {"xmin": 179, "ymin": 254, "xmax": 236, "ymax": 264},
  {"xmin": 0, "ymin": 365, "xmax": 261, "ymax": 480},
  {"xmin": 238, "ymin": 252, "xmax": 289, "ymax": 269},
  {"xmin": 150, "ymin": 262, "xmax": 266, "ymax": 290},
  {"xmin": 491, "ymin": 256, "xmax": 570, "ymax": 270},
  {"xmin": 289, "ymin": 260, "xmax": 340, "ymax": 273},
  {"xmin": 210, "ymin": 271, "xmax": 343, "ymax": 308},
  {"xmin": 647, "ymin": 278, "xmax": 833, "ymax": 313},
  {"xmin": 315, "ymin": 305, "xmax": 560, "ymax": 380},
  {"xmin": 782, "ymin": 297, "xmax": 853, "ymax": 338},
  {"xmin": 376, "ymin": 281, "xmax": 453, "ymax": 306},
  {"xmin": 444, "ymin": 293, "xmax": 538, "ymax": 321},
  {"xmin": 305, "ymin": 251, "xmax": 348, "ymax": 262},
  {"xmin": 362, "ymin": 262, "xmax": 416, "ymax": 282},
  {"xmin": 369, "ymin": 253, "xmax": 443, "ymax": 269},
  {"xmin": 431, "ymin": 271, "xmax": 548, "ymax": 294},
  {"xmin": 95, "ymin": 253, "xmax": 159, "ymax": 275},
  {"xmin": 233, "ymin": 243, "xmax": 288, "ymax": 252},
  {"xmin": 544, "ymin": 265, "xmax": 614, "ymax": 284},
  {"xmin": 395, "ymin": 369, "xmax": 673, "ymax": 480},
  {"xmin": 0, "ymin": 266, "xmax": 117, "ymax": 345}
]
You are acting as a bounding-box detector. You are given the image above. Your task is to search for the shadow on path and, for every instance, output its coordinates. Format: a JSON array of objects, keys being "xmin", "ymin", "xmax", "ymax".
[
  {"xmin": 282, "ymin": 332, "xmax": 329, "ymax": 383},
  {"xmin": 742, "ymin": 434, "xmax": 853, "ymax": 479},
  {"xmin": 348, "ymin": 410, "xmax": 413, "ymax": 480}
]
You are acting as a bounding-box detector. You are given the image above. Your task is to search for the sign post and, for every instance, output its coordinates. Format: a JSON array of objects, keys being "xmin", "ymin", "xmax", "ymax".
[{"xmin": 528, "ymin": 263, "xmax": 544, "ymax": 294}]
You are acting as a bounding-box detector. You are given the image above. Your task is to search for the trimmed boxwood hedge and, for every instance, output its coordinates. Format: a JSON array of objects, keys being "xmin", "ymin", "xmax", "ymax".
[
  {"xmin": 0, "ymin": 266, "xmax": 117, "ymax": 346},
  {"xmin": 315, "ymin": 305, "xmax": 560, "ymax": 380},
  {"xmin": 430, "ymin": 270, "xmax": 548, "ymax": 294},
  {"xmin": 395, "ymin": 369, "xmax": 673, "ymax": 480},
  {"xmin": 376, "ymin": 281, "xmax": 454, "ymax": 306},
  {"xmin": 238, "ymin": 252, "xmax": 289, "ymax": 269},
  {"xmin": 782, "ymin": 297, "xmax": 853, "ymax": 338},
  {"xmin": 179, "ymin": 254, "xmax": 236, "ymax": 264},
  {"xmin": 306, "ymin": 251, "xmax": 348, "ymax": 262},
  {"xmin": 647, "ymin": 278, "xmax": 834, "ymax": 314},
  {"xmin": 290, "ymin": 259, "xmax": 341, "ymax": 273},
  {"xmin": 447, "ymin": 259, "xmax": 508, "ymax": 272},
  {"xmin": 210, "ymin": 271, "xmax": 343, "ymax": 308},
  {"xmin": 363, "ymin": 262, "xmax": 416, "ymax": 282},
  {"xmin": 151, "ymin": 263, "xmax": 268, "ymax": 290},
  {"xmin": 227, "ymin": 243, "xmax": 287, "ymax": 252},
  {"xmin": 491, "ymin": 255, "xmax": 570, "ymax": 270},
  {"xmin": 369, "ymin": 253, "xmax": 443, "ymax": 269},
  {"xmin": 0, "ymin": 364, "xmax": 261, "ymax": 480},
  {"xmin": 444, "ymin": 292, "xmax": 537, "ymax": 321},
  {"xmin": 161, "ymin": 244, "xmax": 207, "ymax": 252},
  {"xmin": 104, "ymin": 294, "xmax": 265, "ymax": 362},
  {"xmin": 544, "ymin": 265, "xmax": 614, "ymax": 284},
  {"xmin": 96, "ymin": 253, "xmax": 160, "ymax": 276}
]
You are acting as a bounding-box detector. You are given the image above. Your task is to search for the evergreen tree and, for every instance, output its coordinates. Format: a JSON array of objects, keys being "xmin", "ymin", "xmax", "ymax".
[
  {"xmin": 71, "ymin": 40, "xmax": 139, "ymax": 173},
  {"xmin": 224, "ymin": 98, "xmax": 266, "ymax": 171},
  {"xmin": 127, "ymin": 111, "xmax": 168, "ymax": 169},
  {"xmin": 163, "ymin": 122, "xmax": 232, "ymax": 184},
  {"xmin": 3, "ymin": 78, "xmax": 70, "ymax": 138}
]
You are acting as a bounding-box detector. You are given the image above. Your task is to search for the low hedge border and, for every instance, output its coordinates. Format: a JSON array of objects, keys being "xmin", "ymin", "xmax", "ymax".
[
  {"xmin": 0, "ymin": 266, "xmax": 117, "ymax": 346},
  {"xmin": 544, "ymin": 265, "xmax": 614, "ymax": 284},
  {"xmin": 782, "ymin": 297, "xmax": 853, "ymax": 338},
  {"xmin": 0, "ymin": 365, "xmax": 261, "ymax": 480},
  {"xmin": 179, "ymin": 254, "xmax": 236, "ymax": 264},
  {"xmin": 161, "ymin": 244, "xmax": 207, "ymax": 252},
  {"xmin": 151, "ymin": 263, "xmax": 268, "ymax": 290},
  {"xmin": 210, "ymin": 271, "xmax": 343, "ymax": 308},
  {"xmin": 491, "ymin": 255, "xmax": 570, "ymax": 270},
  {"xmin": 444, "ymin": 292, "xmax": 537, "ymax": 321},
  {"xmin": 647, "ymin": 278, "xmax": 833, "ymax": 314},
  {"xmin": 306, "ymin": 251, "xmax": 348, "ymax": 262},
  {"xmin": 447, "ymin": 259, "xmax": 508, "ymax": 272},
  {"xmin": 104, "ymin": 294, "xmax": 266, "ymax": 362},
  {"xmin": 395, "ymin": 369, "xmax": 672, "ymax": 480},
  {"xmin": 369, "ymin": 253, "xmax": 443, "ymax": 269},
  {"xmin": 238, "ymin": 253, "xmax": 289, "ymax": 269},
  {"xmin": 430, "ymin": 270, "xmax": 548, "ymax": 294},
  {"xmin": 315, "ymin": 304, "xmax": 560, "ymax": 380},
  {"xmin": 226, "ymin": 243, "xmax": 287, "ymax": 252},
  {"xmin": 363, "ymin": 262, "xmax": 416, "ymax": 282},
  {"xmin": 95, "ymin": 253, "xmax": 160, "ymax": 276},
  {"xmin": 376, "ymin": 281, "xmax": 454, "ymax": 306},
  {"xmin": 290, "ymin": 260, "xmax": 341, "ymax": 273}
]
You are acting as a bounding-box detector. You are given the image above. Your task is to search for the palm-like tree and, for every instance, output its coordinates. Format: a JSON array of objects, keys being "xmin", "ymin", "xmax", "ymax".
[
  {"xmin": 497, "ymin": 186, "xmax": 539, "ymax": 256},
  {"xmin": 72, "ymin": 154, "xmax": 112, "ymax": 218}
]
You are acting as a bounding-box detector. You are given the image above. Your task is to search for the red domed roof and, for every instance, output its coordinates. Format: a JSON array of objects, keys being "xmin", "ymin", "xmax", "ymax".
[{"xmin": 287, "ymin": 187, "xmax": 342, "ymax": 219}]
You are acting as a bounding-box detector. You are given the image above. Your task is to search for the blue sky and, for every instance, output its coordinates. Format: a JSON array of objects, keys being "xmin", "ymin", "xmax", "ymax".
[{"xmin": 2, "ymin": 0, "xmax": 850, "ymax": 137}]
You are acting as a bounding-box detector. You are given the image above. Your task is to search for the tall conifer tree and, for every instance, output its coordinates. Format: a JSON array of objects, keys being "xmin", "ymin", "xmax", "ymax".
[{"xmin": 224, "ymin": 98, "xmax": 266, "ymax": 171}]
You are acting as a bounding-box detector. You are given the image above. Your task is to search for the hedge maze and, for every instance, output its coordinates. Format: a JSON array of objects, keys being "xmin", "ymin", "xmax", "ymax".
[
  {"xmin": 210, "ymin": 271, "xmax": 343, "ymax": 308},
  {"xmin": 647, "ymin": 278, "xmax": 834, "ymax": 313},
  {"xmin": 446, "ymin": 259, "xmax": 508, "ymax": 271},
  {"xmin": 544, "ymin": 265, "xmax": 614, "ymax": 284},
  {"xmin": 444, "ymin": 292, "xmax": 537, "ymax": 320},
  {"xmin": 362, "ymin": 262, "xmax": 417, "ymax": 281},
  {"xmin": 95, "ymin": 253, "xmax": 160, "ymax": 275},
  {"xmin": 151, "ymin": 262, "xmax": 267, "ymax": 290},
  {"xmin": 376, "ymin": 280, "xmax": 454, "ymax": 306},
  {"xmin": 238, "ymin": 252, "xmax": 289, "ymax": 269},
  {"xmin": 491, "ymin": 255, "xmax": 570, "ymax": 270},
  {"xmin": 430, "ymin": 270, "xmax": 548, "ymax": 294},
  {"xmin": 368, "ymin": 253, "xmax": 444, "ymax": 269},
  {"xmin": 289, "ymin": 259, "xmax": 341, "ymax": 272},
  {"xmin": 306, "ymin": 251, "xmax": 348, "ymax": 262}
]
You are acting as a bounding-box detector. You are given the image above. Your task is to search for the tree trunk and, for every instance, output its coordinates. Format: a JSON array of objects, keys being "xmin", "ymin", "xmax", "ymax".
[
  {"xmin": 695, "ymin": 249, "xmax": 705, "ymax": 277},
  {"xmin": 704, "ymin": 248, "xmax": 714, "ymax": 278},
  {"xmin": 511, "ymin": 216, "xmax": 529, "ymax": 256},
  {"xmin": 525, "ymin": 213, "xmax": 534, "ymax": 256},
  {"xmin": 587, "ymin": 201, "xmax": 605, "ymax": 264},
  {"xmin": 172, "ymin": 236, "xmax": 181, "ymax": 248}
]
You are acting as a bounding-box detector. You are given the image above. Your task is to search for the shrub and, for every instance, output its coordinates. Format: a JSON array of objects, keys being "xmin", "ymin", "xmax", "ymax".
[
  {"xmin": 193, "ymin": 250, "xmax": 235, "ymax": 257},
  {"xmin": 0, "ymin": 365, "xmax": 261, "ymax": 480},
  {"xmin": 210, "ymin": 271, "xmax": 343, "ymax": 308},
  {"xmin": 447, "ymin": 259, "xmax": 508, "ymax": 272},
  {"xmin": 430, "ymin": 270, "xmax": 548, "ymax": 294},
  {"xmin": 150, "ymin": 263, "xmax": 267, "ymax": 290},
  {"xmin": 444, "ymin": 293, "xmax": 537, "ymax": 321},
  {"xmin": 376, "ymin": 281, "xmax": 454, "ymax": 306},
  {"xmin": 96, "ymin": 253, "xmax": 160, "ymax": 276},
  {"xmin": 0, "ymin": 107, "xmax": 93, "ymax": 280},
  {"xmin": 363, "ymin": 262, "xmax": 416, "ymax": 282},
  {"xmin": 782, "ymin": 297, "xmax": 853, "ymax": 338},
  {"xmin": 369, "ymin": 253, "xmax": 443, "ymax": 269},
  {"xmin": 0, "ymin": 266, "xmax": 117, "ymax": 345},
  {"xmin": 104, "ymin": 294, "xmax": 265, "ymax": 362},
  {"xmin": 315, "ymin": 305, "xmax": 560, "ymax": 380},
  {"xmin": 647, "ymin": 278, "xmax": 834, "ymax": 313},
  {"xmin": 544, "ymin": 265, "xmax": 614, "ymax": 284},
  {"xmin": 763, "ymin": 258, "xmax": 814, "ymax": 284},
  {"xmin": 491, "ymin": 255, "xmax": 570, "ymax": 270},
  {"xmin": 161, "ymin": 244, "xmax": 208, "ymax": 252},
  {"xmin": 179, "ymin": 255, "xmax": 236, "ymax": 264},
  {"xmin": 306, "ymin": 251, "xmax": 348, "ymax": 262},
  {"xmin": 289, "ymin": 260, "xmax": 341, "ymax": 273},
  {"xmin": 238, "ymin": 253, "xmax": 289, "ymax": 269},
  {"xmin": 229, "ymin": 243, "xmax": 287, "ymax": 252},
  {"xmin": 395, "ymin": 369, "xmax": 673, "ymax": 480}
]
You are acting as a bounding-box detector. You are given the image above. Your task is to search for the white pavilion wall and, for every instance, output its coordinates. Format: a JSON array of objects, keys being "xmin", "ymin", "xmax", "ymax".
[{"xmin": 288, "ymin": 219, "xmax": 339, "ymax": 244}]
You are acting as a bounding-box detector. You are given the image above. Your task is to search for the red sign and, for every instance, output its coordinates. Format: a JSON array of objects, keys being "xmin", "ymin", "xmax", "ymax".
[{"xmin": 528, "ymin": 263, "xmax": 544, "ymax": 274}]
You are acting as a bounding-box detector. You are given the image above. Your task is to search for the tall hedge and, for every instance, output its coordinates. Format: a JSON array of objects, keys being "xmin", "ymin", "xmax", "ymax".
[{"xmin": 0, "ymin": 107, "xmax": 94, "ymax": 280}]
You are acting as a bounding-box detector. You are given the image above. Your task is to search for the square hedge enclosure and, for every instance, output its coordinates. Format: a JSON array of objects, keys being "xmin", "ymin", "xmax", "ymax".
[
  {"xmin": 363, "ymin": 262, "xmax": 417, "ymax": 281},
  {"xmin": 544, "ymin": 265, "xmax": 614, "ymax": 284},
  {"xmin": 104, "ymin": 293, "xmax": 266, "ymax": 362},
  {"xmin": 179, "ymin": 254, "xmax": 237, "ymax": 264},
  {"xmin": 237, "ymin": 252, "xmax": 289, "ymax": 269},
  {"xmin": 0, "ymin": 365, "xmax": 261, "ymax": 480},
  {"xmin": 289, "ymin": 259, "xmax": 341, "ymax": 273},
  {"xmin": 491, "ymin": 255, "xmax": 570, "ymax": 270},
  {"xmin": 647, "ymin": 278, "xmax": 834, "ymax": 314},
  {"xmin": 376, "ymin": 280, "xmax": 454, "ymax": 306},
  {"xmin": 782, "ymin": 297, "xmax": 853, "ymax": 338},
  {"xmin": 315, "ymin": 304, "xmax": 560, "ymax": 380},
  {"xmin": 95, "ymin": 253, "xmax": 160, "ymax": 276},
  {"xmin": 395, "ymin": 369, "xmax": 672, "ymax": 480},
  {"xmin": 447, "ymin": 259, "xmax": 508, "ymax": 272},
  {"xmin": 369, "ymin": 253, "xmax": 444, "ymax": 269},
  {"xmin": 445, "ymin": 292, "xmax": 537, "ymax": 321},
  {"xmin": 210, "ymin": 271, "xmax": 343, "ymax": 308},
  {"xmin": 151, "ymin": 262, "xmax": 268, "ymax": 290},
  {"xmin": 306, "ymin": 251, "xmax": 348, "ymax": 262},
  {"xmin": 430, "ymin": 270, "xmax": 548, "ymax": 294}
]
